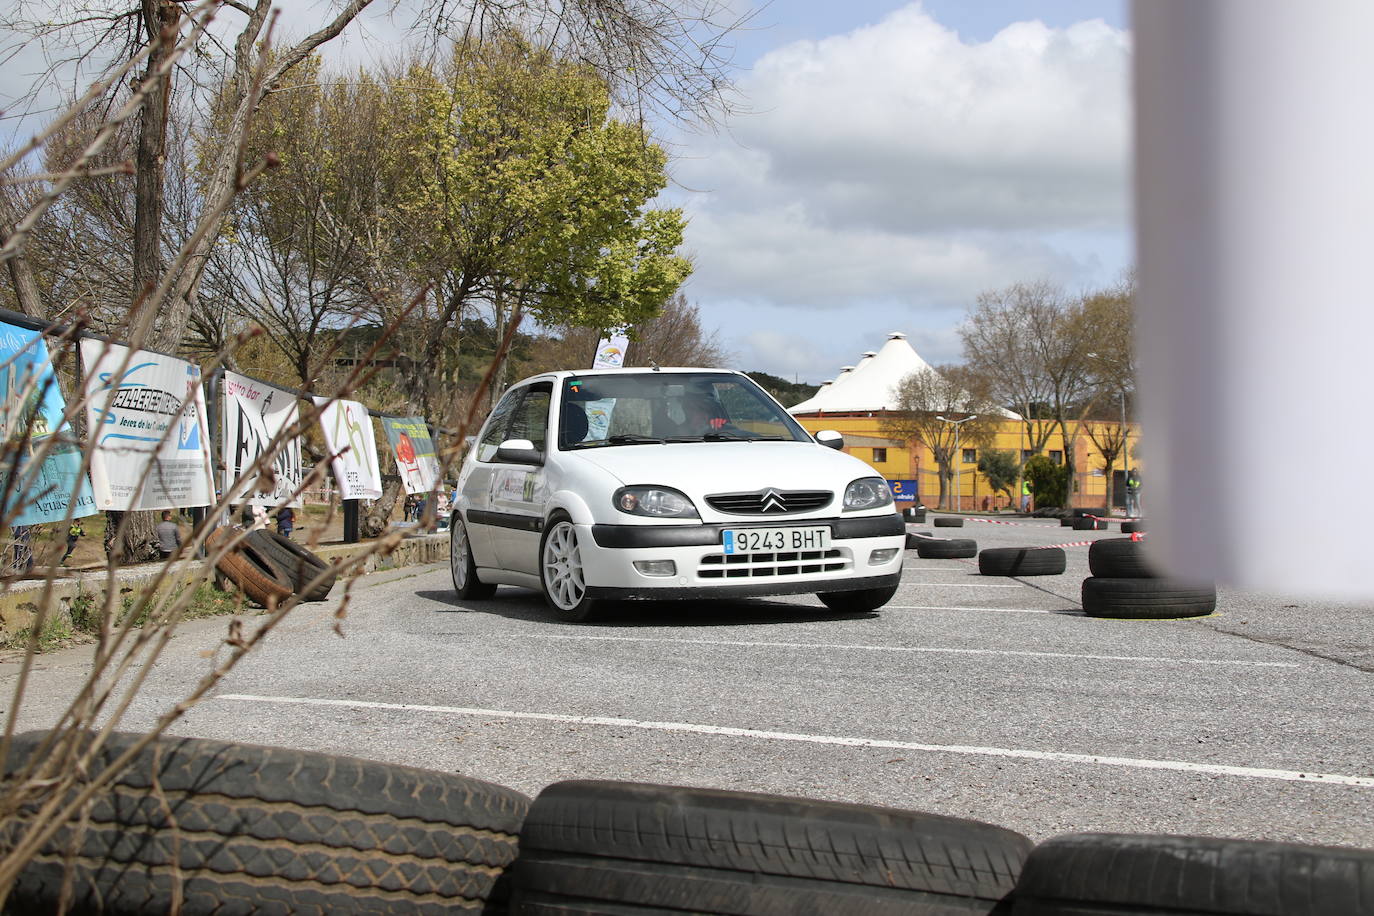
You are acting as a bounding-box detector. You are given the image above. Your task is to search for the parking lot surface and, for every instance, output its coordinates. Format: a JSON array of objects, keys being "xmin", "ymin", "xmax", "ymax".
[{"xmin": 4, "ymin": 514, "xmax": 1371, "ymax": 847}]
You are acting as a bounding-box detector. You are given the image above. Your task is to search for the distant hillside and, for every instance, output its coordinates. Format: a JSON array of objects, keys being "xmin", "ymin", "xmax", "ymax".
[{"xmin": 747, "ymin": 372, "xmax": 819, "ymax": 408}]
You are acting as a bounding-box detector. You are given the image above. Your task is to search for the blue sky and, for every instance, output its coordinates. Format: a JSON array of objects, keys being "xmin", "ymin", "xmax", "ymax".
[{"xmin": 664, "ymin": 0, "xmax": 1131, "ymax": 382}]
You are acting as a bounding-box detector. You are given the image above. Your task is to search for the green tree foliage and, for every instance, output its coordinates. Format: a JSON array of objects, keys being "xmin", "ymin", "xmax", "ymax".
[
  {"xmin": 976, "ymin": 448, "xmax": 1020, "ymax": 505},
  {"xmin": 1023, "ymin": 454, "xmax": 1069, "ymax": 509},
  {"xmin": 746, "ymin": 373, "xmax": 818, "ymax": 409}
]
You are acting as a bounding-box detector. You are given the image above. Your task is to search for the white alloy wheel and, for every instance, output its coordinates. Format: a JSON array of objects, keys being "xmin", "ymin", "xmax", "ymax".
[
  {"xmin": 450, "ymin": 514, "xmax": 495, "ymax": 600},
  {"xmin": 540, "ymin": 518, "xmax": 597, "ymax": 620}
]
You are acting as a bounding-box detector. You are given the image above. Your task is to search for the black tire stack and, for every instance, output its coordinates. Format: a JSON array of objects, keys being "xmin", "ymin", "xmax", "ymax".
[
  {"xmin": 208, "ymin": 525, "xmax": 337, "ymax": 606},
  {"xmin": 916, "ymin": 537, "xmax": 978, "ymax": 559},
  {"xmin": 1082, "ymin": 537, "xmax": 1216, "ymax": 618},
  {"xmin": 2, "ymin": 731, "xmax": 530, "ymax": 915},
  {"xmin": 1070, "ymin": 516, "xmax": 1107, "ymax": 531},
  {"xmin": 933, "ymin": 516, "xmax": 964, "ymax": 527},
  {"xmin": 509, "ymin": 781, "xmax": 1032, "ymax": 915},
  {"xmin": 978, "ymin": 546, "xmax": 1067, "ymax": 577}
]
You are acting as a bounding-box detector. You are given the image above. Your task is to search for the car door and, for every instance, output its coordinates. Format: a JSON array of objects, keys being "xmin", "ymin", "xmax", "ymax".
[
  {"xmin": 461, "ymin": 387, "xmax": 523, "ymax": 569},
  {"xmin": 486, "ymin": 383, "xmax": 553, "ymax": 575}
]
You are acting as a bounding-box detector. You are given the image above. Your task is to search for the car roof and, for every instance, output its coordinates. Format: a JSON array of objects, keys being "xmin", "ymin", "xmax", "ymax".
[{"xmin": 509, "ymin": 368, "xmax": 745, "ymax": 387}]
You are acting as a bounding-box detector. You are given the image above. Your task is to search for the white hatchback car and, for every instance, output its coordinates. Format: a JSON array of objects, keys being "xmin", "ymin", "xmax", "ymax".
[{"xmin": 449, "ymin": 368, "xmax": 905, "ymax": 620}]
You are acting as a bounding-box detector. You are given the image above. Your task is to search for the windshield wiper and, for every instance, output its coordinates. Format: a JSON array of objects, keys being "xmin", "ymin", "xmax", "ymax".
[{"xmin": 568, "ymin": 434, "xmax": 665, "ymax": 449}]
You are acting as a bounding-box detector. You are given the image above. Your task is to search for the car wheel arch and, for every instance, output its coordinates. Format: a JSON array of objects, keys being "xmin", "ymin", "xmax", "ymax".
[{"xmin": 545, "ymin": 491, "xmax": 597, "ymax": 528}]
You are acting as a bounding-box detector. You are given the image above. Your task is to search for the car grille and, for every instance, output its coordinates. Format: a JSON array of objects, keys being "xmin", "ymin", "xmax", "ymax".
[
  {"xmin": 705, "ymin": 489, "xmax": 833, "ymax": 515},
  {"xmin": 697, "ymin": 549, "xmax": 849, "ymax": 579}
]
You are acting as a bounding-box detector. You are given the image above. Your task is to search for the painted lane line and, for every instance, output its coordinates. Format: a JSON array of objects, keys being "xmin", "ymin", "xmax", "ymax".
[
  {"xmin": 905, "ymin": 582, "xmax": 1024, "ymax": 589},
  {"xmin": 215, "ymin": 694, "xmax": 1374, "ymax": 789},
  {"xmin": 886, "ymin": 605, "xmax": 1074, "ymax": 615},
  {"xmin": 522, "ymin": 634, "xmax": 1299, "ymax": 668}
]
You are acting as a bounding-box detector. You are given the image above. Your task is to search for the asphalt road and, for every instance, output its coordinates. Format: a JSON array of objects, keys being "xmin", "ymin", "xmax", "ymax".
[{"xmin": 4, "ymin": 514, "xmax": 1372, "ymax": 849}]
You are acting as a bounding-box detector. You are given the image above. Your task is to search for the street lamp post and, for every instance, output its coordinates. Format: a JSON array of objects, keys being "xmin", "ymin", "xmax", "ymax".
[{"xmin": 936, "ymin": 414, "xmax": 978, "ymax": 512}]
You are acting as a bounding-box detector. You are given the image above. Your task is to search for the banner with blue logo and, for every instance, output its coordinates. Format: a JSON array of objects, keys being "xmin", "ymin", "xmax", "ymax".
[
  {"xmin": 887, "ymin": 479, "xmax": 918, "ymax": 502},
  {"xmin": 81, "ymin": 339, "xmax": 215, "ymax": 510},
  {"xmin": 0, "ymin": 322, "xmax": 96, "ymax": 524}
]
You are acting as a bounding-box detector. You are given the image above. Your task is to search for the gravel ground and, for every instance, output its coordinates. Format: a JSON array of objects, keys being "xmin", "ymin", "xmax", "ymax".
[{"xmin": 3, "ymin": 512, "xmax": 1371, "ymax": 849}]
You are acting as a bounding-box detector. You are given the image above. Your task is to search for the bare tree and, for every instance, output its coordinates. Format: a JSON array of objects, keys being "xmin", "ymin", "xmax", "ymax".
[{"xmin": 880, "ymin": 366, "xmax": 999, "ymax": 510}]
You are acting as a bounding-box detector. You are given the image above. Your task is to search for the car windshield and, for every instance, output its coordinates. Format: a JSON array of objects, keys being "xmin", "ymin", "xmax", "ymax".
[{"xmin": 558, "ymin": 372, "xmax": 812, "ymax": 449}]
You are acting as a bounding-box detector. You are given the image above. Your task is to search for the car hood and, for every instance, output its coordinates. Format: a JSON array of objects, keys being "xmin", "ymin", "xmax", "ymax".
[{"xmin": 565, "ymin": 440, "xmax": 878, "ymax": 496}]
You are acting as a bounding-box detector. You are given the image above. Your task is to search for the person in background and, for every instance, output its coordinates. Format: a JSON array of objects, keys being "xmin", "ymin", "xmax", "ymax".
[
  {"xmin": 1125, "ymin": 468, "xmax": 1143, "ymax": 518},
  {"xmin": 1020, "ymin": 480, "xmax": 1032, "ymax": 514},
  {"xmin": 156, "ymin": 511, "xmax": 181, "ymax": 560},
  {"xmin": 62, "ymin": 519, "xmax": 85, "ymax": 564},
  {"xmin": 277, "ymin": 505, "xmax": 295, "ymax": 539}
]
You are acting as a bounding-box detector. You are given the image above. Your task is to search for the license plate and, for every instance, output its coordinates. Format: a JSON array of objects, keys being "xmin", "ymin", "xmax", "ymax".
[{"xmin": 722, "ymin": 526, "xmax": 831, "ymax": 554}]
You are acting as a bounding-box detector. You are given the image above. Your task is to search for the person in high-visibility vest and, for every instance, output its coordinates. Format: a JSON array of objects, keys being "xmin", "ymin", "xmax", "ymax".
[
  {"xmin": 61, "ymin": 520, "xmax": 84, "ymax": 564},
  {"xmin": 1020, "ymin": 480, "xmax": 1032, "ymax": 513}
]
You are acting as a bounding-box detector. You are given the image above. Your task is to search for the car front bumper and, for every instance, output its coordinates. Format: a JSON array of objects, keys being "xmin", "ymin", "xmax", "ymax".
[{"xmin": 577, "ymin": 514, "xmax": 905, "ymax": 600}]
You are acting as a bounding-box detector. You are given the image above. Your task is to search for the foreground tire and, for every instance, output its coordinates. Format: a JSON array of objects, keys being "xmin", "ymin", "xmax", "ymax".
[
  {"xmin": 1081, "ymin": 577, "xmax": 1217, "ymax": 618},
  {"xmin": 540, "ymin": 514, "xmax": 600, "ymax": 622},
  {"xmin": 207, "ymin": 526, "xmax": 293, "ymax": 608},
  {"xmin": 916, "ymin": 538, "xmax": 978, "ymax": 559},
  {"xmin": 2, "ymin": 730, "xmax": 530, "ymax": 915},
  {"xmin": 247, "ymin": 529, "xmax": 337, "ymax": 601},
  {"xmin": 978, "ymin": 547, "xmax": 1066, "ymax": 577},
  {"xmin": 905, "ymin": 531, "xmax": 934, "ymax": 547},
  {"xmin": 933, "ymin": 516, "xmax": 964, "ymax": 527},
  {"xmin": 1013, "ymin": 832, "xmax": 1374, "ymax": 916},
  {"xmin": 511, "ymin": 780, "xmax": 1032, "ymax": 915},
  {"xmin": 450, "ymin": 513, "xmax": 497, "ymax": 600},
  {"xmin": 818, "ymin": 583, "xmax": 899, "ymax": 612},
  {"xmin": 1088, "ymin": 538, "xmax": 1157, "ymax": 578}
]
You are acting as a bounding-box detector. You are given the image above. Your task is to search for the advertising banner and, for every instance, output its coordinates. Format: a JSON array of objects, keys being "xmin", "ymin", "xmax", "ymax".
[
  {"xmin": 0, "ymin": 322, "xmax": 96, "ymax": 524},
  {"xmin": 314, "ymin": 397, "xmax": 382, "ymax": 499},
  {"xmin": 221, "ymin": 370, "xmax": 302, "ymax": 507},
  {"xmin": 887, "ymin": 479, "xmax": 918, "ymax": 502},
  {"xmin": 380, "ymin": 416, "xmax": 440, "ymax": 495},
  {"xmin": 592, "ymin": 333, "xmax": 628, "ymax": 369},
  {"xmin": 81, "ymin": 339, "xmax": 215, "ymax": 511}
]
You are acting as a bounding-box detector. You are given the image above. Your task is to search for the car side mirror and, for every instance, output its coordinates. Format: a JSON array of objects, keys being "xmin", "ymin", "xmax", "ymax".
[
  {"xmin": 495, "ymin": 438, "xmax": 544, "ymax": 465},
  {"xmin": 815, "ymin": 429, "xmax": 844, "ymax": 450}
]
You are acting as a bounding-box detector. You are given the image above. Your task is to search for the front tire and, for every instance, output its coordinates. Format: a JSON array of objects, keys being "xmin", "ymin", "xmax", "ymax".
[
  {"xmin": 817, "ymin": 583, "xmax": 898, "ymax": 613},
  {"xmin": 450, "ymin": 513, "xmax": 496, "ymax": 600},
  {"xmin": 539, "ymin": 515, "xmax": 600, "ymax": 622}
]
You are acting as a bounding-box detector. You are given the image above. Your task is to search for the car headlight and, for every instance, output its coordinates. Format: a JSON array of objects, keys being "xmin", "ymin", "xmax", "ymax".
[
  {"xmin": 613, "ymin": 486, "xmax": 700, "ymax": 518},
  {"xmin": 843, "ymin": 477, "xmax": 894, "ymax": 511}
]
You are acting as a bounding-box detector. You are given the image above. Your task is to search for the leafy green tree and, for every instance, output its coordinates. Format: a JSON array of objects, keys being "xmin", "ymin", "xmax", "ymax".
[
  {"xmin": 747, "ymin": 373, "xmax": 818, "ymax": 409},
  {"xmin": 976, "ymin": 449, "xmax": 1020, "ymax": 507},
  {"xmin": 1023, "ymin": 454, "xmax": 1069, "ymax": 509}
]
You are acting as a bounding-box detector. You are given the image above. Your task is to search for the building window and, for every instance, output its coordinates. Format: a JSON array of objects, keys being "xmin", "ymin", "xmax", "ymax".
[
  {"xmin": 962, "ymin": 448, "xmax": 976, "ymax": 464},
  {"xmin": 872, "ymin": 447, "xmax": 887, "ymax": 463},
  {"xmin": 1050, "ymin": 450, "xmax": 1063, "ymax": 465}
]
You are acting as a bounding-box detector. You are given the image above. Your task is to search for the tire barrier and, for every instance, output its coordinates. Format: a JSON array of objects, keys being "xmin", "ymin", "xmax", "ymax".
[
  {"xmin": 1059, "ymin": 517, "xmax": 1077, "ymax": 527},
  {"xmin": 932, "ymin": 516, "xmax": 964, "ymax": 527},
  {"xmin": 247, "ymin": 529, "xmax": 337, "ymax": 601},
  {"xmin": 902, "ymin": 506, "xmax": 927, "ymax": 522},
  {"xmin": 1088, "ymin": 538, "xmax": 1158, "ymax": 578},
  {"xmin": 207, "ymin": 526, "xmax": 293, "ymax": 608},
  {"xmin": 1012, "ymin": 832, "xmax": 1374, "ymax": 915},
  {"xmin": 510, "ymin": 780, "xmax": 1033, "ymax": 915},
  {"xmin": 1121, "ymin": 520, "xmax": 1144, "ymax": 534},
  {"xmin": 1071, "ymin": 507, "xmax": 1108, "ymax": 518},
  {"xmin": 1081, "ymin": 577, "xmax": 1217, "ymax": 619},
  {"xmin": 904, "ymin": 531, "xmax": 934, "ymax": 547},
  {"xmin": 1071, "ymin": 517, "xmax": 1107, "ymax": 531},
  {"xmin": 916, "ymin": 538, "xmax": 978, "ymax": 559},
  {"xmin": 1, "ymin": 730, "xmax": 531, "ymax": 915},
  {"xmin": 978, "ymin": 546, "xmax": 1067, "ymax": 577}
]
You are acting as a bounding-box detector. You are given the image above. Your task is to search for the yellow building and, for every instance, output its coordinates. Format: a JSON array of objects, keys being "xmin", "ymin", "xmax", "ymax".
[{"xmin": 786, "ymin": 333, "xmax": 1137, "ymax": 512}]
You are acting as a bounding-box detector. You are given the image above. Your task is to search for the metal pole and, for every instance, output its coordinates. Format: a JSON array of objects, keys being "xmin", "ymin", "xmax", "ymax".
[{"xmin": 954, "ymin": 424, "xmax": 961, "ymax": 512}]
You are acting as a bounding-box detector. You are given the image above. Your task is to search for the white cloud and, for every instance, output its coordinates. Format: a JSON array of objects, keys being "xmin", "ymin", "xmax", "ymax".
[{"xmin": 669, "ymin": 2, "xmax": 1132, "ymax": 379}]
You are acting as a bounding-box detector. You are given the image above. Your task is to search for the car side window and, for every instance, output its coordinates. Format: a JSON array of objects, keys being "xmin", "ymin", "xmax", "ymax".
[
  {"xmin": 507, "ymin": 385, "xmax": 552, "ymax": 452},
  {"xmin": 476, "ymin": 389, "xmax": 523, "ymax": 462}
]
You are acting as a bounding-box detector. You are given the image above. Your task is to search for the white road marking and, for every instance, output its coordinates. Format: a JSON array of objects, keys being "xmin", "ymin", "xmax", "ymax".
[
  {"xmin": 520, "ymin": 634, "xmax": 1299, "ymax": 668},
  {"xmin": 904, "ymin": 582, "xmax": 1024, "ymax": 588},
  {"xmin": 215, "ymin": 694, "xmax": 1374, "ymax": 789},
  {"xmin": 886, "ymin": 605, "xmax": 1074, "ymax": 615}
]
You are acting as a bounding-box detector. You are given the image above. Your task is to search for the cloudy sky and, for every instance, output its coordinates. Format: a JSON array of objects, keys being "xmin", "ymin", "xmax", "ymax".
[
  {"xmin": 1, "ymin": 1, "xmax": 1130, "ymax": 383},
  {"xmin": 664, "ymin": 0, "xmax": 1131, "ymax": 382}
]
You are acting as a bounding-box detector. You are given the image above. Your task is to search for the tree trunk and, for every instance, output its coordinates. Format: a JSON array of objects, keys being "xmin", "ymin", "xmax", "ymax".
[
  {"xmin": 0, "ymin": 197, "xmax": 45, "ymax": 317},
  {"xmin": 103, "ymin": 510, "xmax": 161, "ymax": 564},
  {"xmin": 361, "ymin": 476, "xmax": 402, "ymax": 539}
]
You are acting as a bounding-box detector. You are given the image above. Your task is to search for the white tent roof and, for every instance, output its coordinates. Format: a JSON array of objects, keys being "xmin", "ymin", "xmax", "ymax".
[{"xmin": 788, "ymin": 332, "xmax": 936, "ymax": 414}]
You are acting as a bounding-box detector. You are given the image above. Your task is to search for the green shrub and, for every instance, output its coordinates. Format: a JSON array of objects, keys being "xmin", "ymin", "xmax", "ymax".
[{"xmin": 1023, "ymin": 454, "xmax": 1069, "ymax": 507}]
